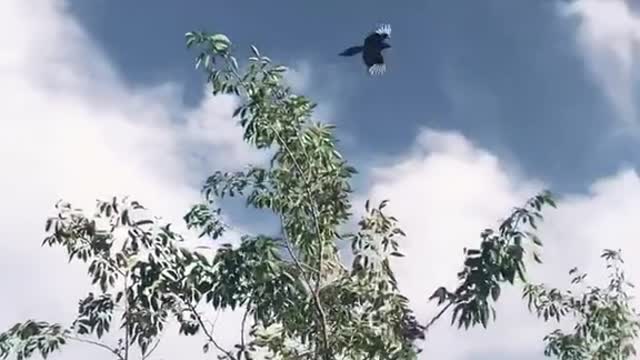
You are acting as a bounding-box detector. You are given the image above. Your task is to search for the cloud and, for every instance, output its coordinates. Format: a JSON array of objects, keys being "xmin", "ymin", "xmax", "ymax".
[
  {"xmin": 283, "ymin": 59, "xmax": 357, "ymax": 124},
  {"xmin": 559, "ymin": 0, "xmax": 640, "ymax": 130},
  {"xmin": 284, "ymin": 60, "xmax": 335, "ymax": 123},
  {"xmin": 0, "ymin": 0, "xmax": 262, "ymax": 358},
  {"xmin": 363, "ymin": 128, "xmax": 640, "ymax": 359}
]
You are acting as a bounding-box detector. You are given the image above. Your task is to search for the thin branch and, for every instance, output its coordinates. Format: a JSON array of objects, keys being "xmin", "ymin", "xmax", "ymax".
[
  {"xmin": 280, "ymin": 215, "xmax": 316, "ymax": 291},
  {"xmin": 278, "ymin": 239, "xmax": 319, "ymax": 274},
  {"xmin": 185, "ymin": 302, "xmax": 236, "ymax": 360},
  {"xmin": 123, "ymin": 272, "xmax": 130, "ymax": 360},
  {"xmin": 208, "ymin": 309, "xmax": 222, "ymax": 333},
  {"xmin": 67, "ymin": 335, "xmax": 125, "ymax": 360},
  {"xmin": 141, "ymin": 332, "xmax": 163, "ymax": 360},
  {"xmin": 278, "ymin": 214, "xmax": 330, "ymax": 358},
  {"xmin": 424, "ymin": 301, "xmax": 453, "ymax": 333},
  {"xmin": 239, "ymin": 305, "xmax": 250, "ymax": 355}
]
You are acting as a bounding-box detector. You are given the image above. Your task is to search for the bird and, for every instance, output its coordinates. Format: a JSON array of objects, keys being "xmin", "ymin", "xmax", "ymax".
[{"xmin": 339, "ymin": 24, "xmax": 392, "ymax": 76}]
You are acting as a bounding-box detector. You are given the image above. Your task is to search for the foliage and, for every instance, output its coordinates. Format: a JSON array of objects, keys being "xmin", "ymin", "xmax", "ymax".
[
  {"xmin": 0, "ymin": 29, "xmax": 574, "ymax": 360},
  {"xmin": 523, "ymin": 249, "xmax": 640, "ymax": 360},
  {"xmin": 428, "ymin": 192, "xmax": 556, "ymax": 330},
  {"xmin": 0, "ymin": 321, "xmax": 67, "ymax": 360}
]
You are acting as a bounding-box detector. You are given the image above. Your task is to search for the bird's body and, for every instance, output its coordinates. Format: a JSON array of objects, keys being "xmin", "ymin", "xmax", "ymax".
[{"xmin": 339, "ymin": 24, "xmax": 392, "ymax": 75}]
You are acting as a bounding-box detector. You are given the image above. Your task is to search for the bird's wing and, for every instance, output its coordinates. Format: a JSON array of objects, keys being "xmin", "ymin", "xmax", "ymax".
[
  {"xmin": 368, "ymin": 63, "xmax": 386, "ymax": 76},
  {"xmin": 363, "ymin": 49, "xmax": 386, "ymax": 76},
  {"xmin": 375, "ymin": 24, "xmax": 392, "ymax": 38}
]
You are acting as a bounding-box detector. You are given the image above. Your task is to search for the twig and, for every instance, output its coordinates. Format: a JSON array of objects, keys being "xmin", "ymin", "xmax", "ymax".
[
  {"xmin": 142, "ymin": 333, "xmax": 163, "ymax": 360},
  {"xmin": 67, "ymin": 335, "xmax": 125, "ymax": 360},
  {"xmin": 208, "ymin": 309, "xmax": 222, "ymax": 333},
  {"xmin": 279, "ymin": 241, "xmax": 319, "ymax": 274},
  {"xmin": 186, "ymin": 302, "xmax": 236, "ymax": 359},
  {"xmin": 424, "ymin": 301, "xmax": 453, "ymax": 333},
  {"xmin": 240, "ymin": 305, "xmax": 250, "ymax": 354},
  {"xmin": 280, "ymin": 215, "xmax": 316, "ymax": 289},
  {"xmin": 278, "ymin": 214, "xmax": 330, "ymax": 358},
  {"xmin": 123, "ymin": 272, "xmax": 130, "ymax": 360}
]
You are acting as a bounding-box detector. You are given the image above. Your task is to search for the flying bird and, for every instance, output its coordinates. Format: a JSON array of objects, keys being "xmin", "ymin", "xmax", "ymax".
[{"xmin": 339, "ymin": 24, "xmax": 392, "ymax": 76}]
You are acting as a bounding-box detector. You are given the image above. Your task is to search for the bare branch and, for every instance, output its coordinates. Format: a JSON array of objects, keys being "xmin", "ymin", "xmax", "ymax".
[
  {"xmin": 141, "ymin": 333, "xmax": 163, "ymax": 360},
  {"xmin": 123, "ymin": 272, "xmax": 130, "ymax": 360},
  {"xmin": 185, "ymin": 302, "xmax": 236, "ymax": 360},
  {"xmin": 239, "ymin": 305, "xmax": 250, "ymax": 355},
  {"xmin": 423, "ymin": 302, "xmax": 453, "ymax": 333},
  {"xmin": 67, "ymin": 335, "xmax": 125, "ymax": 360}
]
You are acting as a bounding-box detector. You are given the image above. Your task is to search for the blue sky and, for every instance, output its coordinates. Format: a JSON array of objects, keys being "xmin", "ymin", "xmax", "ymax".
[
  {"xmin": 68, "ymin": 0, "xmax": 638, "ymax": 194},
  {"xmin": 2, "ymin": 1, "xmax": 640, "ymax": 359}
]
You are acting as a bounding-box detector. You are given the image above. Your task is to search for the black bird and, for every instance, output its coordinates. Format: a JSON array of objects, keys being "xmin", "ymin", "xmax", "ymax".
[{"xmin": 339, "ymin": 24, "xmax": 392, "ymax": 76}]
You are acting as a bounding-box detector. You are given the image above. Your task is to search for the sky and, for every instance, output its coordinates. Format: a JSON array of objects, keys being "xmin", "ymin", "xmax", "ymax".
[{"xmin": 1, "ymin": 0, "xmax": 639, "ymax": 359}]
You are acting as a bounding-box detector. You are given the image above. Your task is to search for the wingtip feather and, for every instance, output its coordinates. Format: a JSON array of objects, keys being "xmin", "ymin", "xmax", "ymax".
[
  {"xmin": 368, "ymin": 64, "xmax": 386, "ymax": 76},
  {"xmin": 375, "ymin": 24, "xmax": 392, "ymax": 37}
]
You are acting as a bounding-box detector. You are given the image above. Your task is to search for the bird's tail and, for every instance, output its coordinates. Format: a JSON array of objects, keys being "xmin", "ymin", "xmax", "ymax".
[{"xmin": 339, "ymin": 46, "xmax": 363, "ymax": 56}]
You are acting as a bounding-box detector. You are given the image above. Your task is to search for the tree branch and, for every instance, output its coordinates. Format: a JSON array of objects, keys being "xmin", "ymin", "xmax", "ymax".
[
  {"xmin": 280, "ymin": 216, "xmax": 316, "ymax": 292},
  {"xmin": 424, "ymin": 301, "xmax": 453, "ymax": 333},
  {"xmin": 141, "ymin": 333, "xmax": 163, "ymax": 360},
  {"xmin": 67, "ymin": 335, "xmax": 125, "ymax": 360},
  {"xmin": 239, "ymin": 305, "xmax": 250, "ymax": 355},
  {"xmin": 278, "ymin": 214, "xmax": 330, "ymax": 358},
  {"xmin": 123, "ymin": 272, "xmax": 130, "ymax": 360},
  {"xmin": 185, "ymin": 302, "xmax": 236, "ymax": 359}
]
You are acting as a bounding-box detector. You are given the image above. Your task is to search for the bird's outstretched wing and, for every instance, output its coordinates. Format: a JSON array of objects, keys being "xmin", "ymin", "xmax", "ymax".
[
  {"xmin": 363, "ymin": 50, "xmax": 386, "ymax": 76},
  {"xmin": 375, "ymin": 24, "xmax": 392, "ymax": 38},
  {"xmin": 368, "ymin": 63, "xmax": 386, "ymax": 76}
]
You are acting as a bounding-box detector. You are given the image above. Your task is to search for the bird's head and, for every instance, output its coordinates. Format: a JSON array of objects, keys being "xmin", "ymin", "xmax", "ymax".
[{"xmin": 381, "ymin": 42, "xmax": 391, "ymax": 50}]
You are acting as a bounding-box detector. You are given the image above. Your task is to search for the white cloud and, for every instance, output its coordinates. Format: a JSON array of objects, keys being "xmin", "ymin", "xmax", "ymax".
[
  {"xmin": 284, "ymin": 60, "xmax": 334, "ymax": 124},
  {"xmin": 559, "ymin": 0, "xmax": 640, "ymax": 130},
  {"xmin": 363, "ymin": 128, "xmax": 640, "ymax": 359},
  {"xmin": 283, "ymin": 59, "xmax": 358, "ymax": 124},
  {"xmin": 0, "ymin": 0, "xmax": 262, "ymax": 358}
]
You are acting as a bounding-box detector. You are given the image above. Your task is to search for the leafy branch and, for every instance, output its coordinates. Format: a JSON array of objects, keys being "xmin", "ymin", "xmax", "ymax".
[
  {"xmin": 523, "ymin": 249, "xmax": 640, "ymax": 360},
  {"xmin": 427, "ymin": 191, "xmax": 556, "ymax": 331},
  {"xmin": 185, "ymin": 31, "xmax": 344, "ymax": 358}
]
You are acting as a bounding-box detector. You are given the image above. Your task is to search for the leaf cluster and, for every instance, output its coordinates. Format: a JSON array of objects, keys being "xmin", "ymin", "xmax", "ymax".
[
  {"xmin": 428, "ymin": 192, "xmax": 556, "ymax": 330},
  {"xmin": 523, "ymin": 249, "xmax": 640, "ymax": 360}
]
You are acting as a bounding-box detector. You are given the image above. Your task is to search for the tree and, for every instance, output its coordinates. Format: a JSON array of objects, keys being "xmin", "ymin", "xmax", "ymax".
[
  {"xmin": 0, "ymin": 29, "xmax": 634, "ymax": 360},
  {"xmin": 524, "ymin": 249, "xmax": 640, "ymax": 360}
]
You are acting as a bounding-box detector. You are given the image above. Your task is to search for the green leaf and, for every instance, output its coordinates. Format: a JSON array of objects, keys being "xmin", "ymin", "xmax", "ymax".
[
  {"xmin": 490, "ymin": 285, "xmax": 501, "ymax": 301},
  {"xmin": 273, "ymin": 65, "xmax": 287, "ymax": 73},
  {"xmin": 210, "ymin": 34, "xmax": 232, "ymax": 52},
  {"xmin": 250, "ymin": 44, "xmax": 260, "ymax": 57}
]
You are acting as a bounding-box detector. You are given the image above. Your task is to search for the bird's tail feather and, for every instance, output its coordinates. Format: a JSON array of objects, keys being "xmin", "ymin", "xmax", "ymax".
[{"xmin": 339, "ymin": 46, "xmax": 363, "ymax": 56}]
